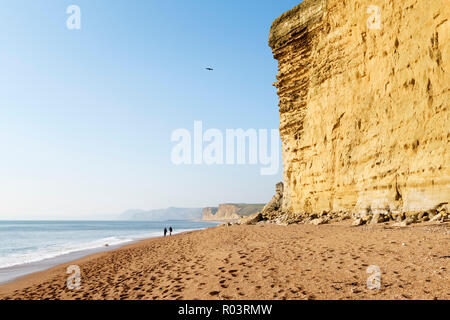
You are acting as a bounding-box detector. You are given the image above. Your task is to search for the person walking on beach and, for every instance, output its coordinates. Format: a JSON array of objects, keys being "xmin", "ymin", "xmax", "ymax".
[
  {"xmin": 164, "ymin": 227, "xmax": 167, "ymax": 237},
  {"xmin": 169, "ymin": 226, "xmax": 173, "ymax": 236}
]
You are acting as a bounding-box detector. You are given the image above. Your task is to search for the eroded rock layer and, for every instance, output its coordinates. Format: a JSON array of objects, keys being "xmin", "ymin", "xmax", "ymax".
[{"xmin": 269, "ymin": 0, "xmax": 449, "ymax": 217}]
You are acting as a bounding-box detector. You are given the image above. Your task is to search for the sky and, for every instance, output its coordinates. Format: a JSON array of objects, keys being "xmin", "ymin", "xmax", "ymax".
[{"xmin": 0, "ymin": 0, "xmax": 302, "ymax": 220}]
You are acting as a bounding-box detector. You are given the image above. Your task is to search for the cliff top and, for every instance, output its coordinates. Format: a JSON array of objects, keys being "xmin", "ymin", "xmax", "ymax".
[{"xmin": 269, "ymin": 0, "xmax": 326, "ymax": 49}]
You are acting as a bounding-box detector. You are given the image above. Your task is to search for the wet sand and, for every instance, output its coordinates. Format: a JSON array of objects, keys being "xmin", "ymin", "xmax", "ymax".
[
  {"xmin": 0, "ymin": 244, "xmax": 125, "ymax": 285},
  {"xmin": 0, "ymin": 222, "xmax": 448, "ymax": 300}
]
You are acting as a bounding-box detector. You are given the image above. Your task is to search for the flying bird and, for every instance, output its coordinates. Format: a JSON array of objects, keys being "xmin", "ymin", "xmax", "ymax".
[{"xmin": 205, "ymin": 67, "xmax": 214, "ymax": 71}]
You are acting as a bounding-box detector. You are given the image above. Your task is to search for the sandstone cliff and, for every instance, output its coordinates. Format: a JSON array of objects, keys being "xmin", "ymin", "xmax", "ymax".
[
  {"xmin": 269, "ymin": 0, "xmax": 449, "ymax": 222},
  {"xmin": 202, "ymin": 204, "xmax": 265, "ymax": 221}
]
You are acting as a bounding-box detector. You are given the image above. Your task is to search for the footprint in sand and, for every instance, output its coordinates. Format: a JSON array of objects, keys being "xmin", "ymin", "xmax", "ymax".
[{"xmin": 228, "ymin": 270, "xmax": 239, "ymax": 277}]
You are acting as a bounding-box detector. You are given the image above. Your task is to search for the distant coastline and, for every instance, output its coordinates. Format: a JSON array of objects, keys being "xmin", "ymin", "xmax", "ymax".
[{"xmin": 119, "ymin": 204, "xmax": 265, "ymax": 222}]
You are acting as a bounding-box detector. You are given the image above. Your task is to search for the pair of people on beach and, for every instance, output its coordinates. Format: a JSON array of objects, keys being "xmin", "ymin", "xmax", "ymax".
[{"xmin": 164, "ymin": 226, "xmax": 173, "ymax": 237}]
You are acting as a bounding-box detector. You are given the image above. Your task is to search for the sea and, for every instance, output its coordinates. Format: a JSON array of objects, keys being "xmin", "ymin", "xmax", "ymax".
[{"xmin": 0, "ymin": 220, "xmax": 220, "ymax": 284}]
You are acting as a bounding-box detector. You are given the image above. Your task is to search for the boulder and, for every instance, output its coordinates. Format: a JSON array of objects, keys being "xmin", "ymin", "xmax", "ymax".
[
  {"xmin": 311, "ymin": 218, "xmax": 327, "ymax": 226},
  {"xmin": 430, "ymin": 213, "xmax": 443, "ymax": 222},
  {"xmin": 241, "ymin": 212, "xmax": 263, "ymax": 225}
]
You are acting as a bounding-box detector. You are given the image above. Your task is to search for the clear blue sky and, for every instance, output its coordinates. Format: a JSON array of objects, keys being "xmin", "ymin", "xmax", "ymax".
[{"xmin": 0, "ymin": 0, "xmax": 301, "ymax": 220}]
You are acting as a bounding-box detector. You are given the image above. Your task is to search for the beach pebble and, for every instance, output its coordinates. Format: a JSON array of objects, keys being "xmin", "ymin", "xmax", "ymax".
[
  {"xmin": 393, "ymin": 222, "xmax": 403, "ymax": 227},
  {"xmin": 311, "ymin": 218, "xmax": 327, "ymax": 226},
  {"xmin": 393, "ymin": 221, "xmax": 408, "ymax": 227},
  {"xmin": 430, "ymin": 213, "xmax": 442, "ymax": 222}
]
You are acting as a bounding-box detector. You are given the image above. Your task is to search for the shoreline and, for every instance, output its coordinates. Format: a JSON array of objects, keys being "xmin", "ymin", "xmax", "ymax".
[
  {"xmin": 1, "ymin": 222, "xmax": 448, "ymax": 300},
  {"xmin": 0, "ymin": 222, "xmax": 219, "ymax": 286},
  {"xmin": 0, "ymin": 243, "xmax": 123, "ymax": 285},
  {"xmin": 0, "ymin": 229, "xmax": 202, "ymax": 297}
]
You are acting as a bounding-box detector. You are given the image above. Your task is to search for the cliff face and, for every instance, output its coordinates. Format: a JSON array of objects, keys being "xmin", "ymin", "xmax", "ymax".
[
  {"xmin": 202, "ymin": 204, "xmax": 265, "ymax": 221},
  {"xmin": 269, "ymin": 0, "xmax": 449, "ymax": 217},
  {"xmin": 202, "ymin": 207, "xmax": 221, "ymax": 220}
]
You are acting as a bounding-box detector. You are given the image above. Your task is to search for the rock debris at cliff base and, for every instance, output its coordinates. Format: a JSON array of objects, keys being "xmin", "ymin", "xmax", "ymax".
[{"xmin": 240, "ymin": 182, "xmax": 449, "ymax": 226}]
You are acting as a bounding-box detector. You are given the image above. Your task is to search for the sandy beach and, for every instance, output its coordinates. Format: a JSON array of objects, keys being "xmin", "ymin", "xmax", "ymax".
[{"xmin": 0, "ymin": 221, "xmax": 448, "ymax": 300}]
